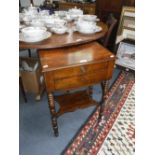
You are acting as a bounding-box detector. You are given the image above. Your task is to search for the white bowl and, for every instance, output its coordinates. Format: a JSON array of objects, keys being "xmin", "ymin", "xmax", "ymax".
[
  {"xmin": 21, "ymin": 27, "xmax": 47, "ymax": 39},
  {"xmin": 81, "ymin": 15, "xmax": 98, "ymax": 21},
  {"xmin": 30, "ymin": 20, "xmax": 45, "ymax": 27},
  {"xmin": 19, "ymin": 31, "xmax": 51, "ymax": 43},
  {"xmin": 51, "ymin": 27, "xmax": 68, "ymax": 34},
  {"xmin": 39, "ymin": 10, "xmax": 49, "ymax": 16},
  {"xmin": 23, "ymin": 9, "xmax": 38, "ymax": 16},
  {"xmin": 54, "ymin": 11, "xmax": 67, "ymax": 17},
  {"xmin": 68, "ymin": 8, "xmax": 83, "ymax": 15},
  {"xmin": 76, "ymin": 20, "xmax": 96, "ymax": 31},
  {"xmin": 45, "ymin": 19, "xmax": 67, "ymax": 28}
]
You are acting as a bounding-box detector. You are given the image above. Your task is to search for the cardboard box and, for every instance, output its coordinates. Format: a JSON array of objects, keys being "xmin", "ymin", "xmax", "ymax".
[{"xmin": 20, "ymin": 57, "xmax": 44, "ymax": 100}]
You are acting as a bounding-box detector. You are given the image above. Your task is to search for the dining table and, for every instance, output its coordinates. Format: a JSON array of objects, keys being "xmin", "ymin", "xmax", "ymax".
[
  {"xmin": 19, "ymin": 21, "xmax": 116, "ymax": 137},
  {"xmin": 19, "ymin": 21, "xmax": 108, "ymax": 50}
]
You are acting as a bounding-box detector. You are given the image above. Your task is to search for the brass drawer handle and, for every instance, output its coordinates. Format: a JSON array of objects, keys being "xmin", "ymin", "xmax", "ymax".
[{"xmin": 80, "ymin": 66, "xmax": 86, "ymax": 73}]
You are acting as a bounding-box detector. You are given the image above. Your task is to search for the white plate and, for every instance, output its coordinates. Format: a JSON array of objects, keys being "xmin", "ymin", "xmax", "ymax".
[
  {"xmin": 19, "ymin": 31, "xmax": 51, "ymax": 43},
  {"xmin": 78, "ymin": 26, "xmax": 102, "ymax": 35}
]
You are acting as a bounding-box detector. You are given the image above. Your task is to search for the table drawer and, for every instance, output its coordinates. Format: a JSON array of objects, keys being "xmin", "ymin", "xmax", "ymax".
[
  {"xmin": 54, "ymin": 69, "xmax": 107, "ymax": 90},
  {"xmin": 53, "ymin": 61, "xmax": 108, "ymax": 80}
]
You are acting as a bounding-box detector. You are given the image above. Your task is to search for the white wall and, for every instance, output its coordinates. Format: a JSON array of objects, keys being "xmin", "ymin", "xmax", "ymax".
[
  {"xmin": 20, "ymin": 0, "xmax": 46, "ymax": 7},
  {"xmin": 20, "ymin": 0, "xmax": 30, "ymax": 7}
]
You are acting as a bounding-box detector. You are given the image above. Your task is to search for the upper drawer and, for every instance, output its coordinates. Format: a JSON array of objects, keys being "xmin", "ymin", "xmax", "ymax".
[
  {"xmin": 53, "ymin": 61, "xmax": 108, "ymax": 80},
  {"xmin": 54, "ymin": 69, "xmax": 108, "ymax": 91}
]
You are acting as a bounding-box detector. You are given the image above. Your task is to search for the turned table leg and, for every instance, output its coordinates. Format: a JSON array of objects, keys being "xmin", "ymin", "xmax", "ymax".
[
  {"xmin": 87, "ymin": 86, "xmax": 93, "ymax": 98},
  {"xmin": 48, "ymin": 92, "xmax": 59, "ymax": 137},
  {"xmin": 98, "ymin": 80, "xmax": 109, "ymax": 120}
]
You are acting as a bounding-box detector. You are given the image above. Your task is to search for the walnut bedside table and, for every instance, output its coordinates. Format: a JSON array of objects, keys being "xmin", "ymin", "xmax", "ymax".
[{"xmin": 38, "ymin": 42, "xmax": 115, "ymax": 137}]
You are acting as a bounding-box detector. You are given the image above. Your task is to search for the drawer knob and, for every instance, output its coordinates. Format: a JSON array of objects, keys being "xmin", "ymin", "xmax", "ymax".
[
  {"xmin": 81, "ymin": 77, "xmax": 86, "ymax": 82},
  {"xmin": 80, "ymin": 66, "xmax": 86, "ymax": 73}
]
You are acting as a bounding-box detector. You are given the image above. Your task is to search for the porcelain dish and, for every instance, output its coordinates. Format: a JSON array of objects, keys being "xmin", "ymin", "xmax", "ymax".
[
  {"xmin": 54, "ymin": 11, "xmax": 67, "ymax": 17},
  {"xmin": 19, "ymin": 31, "xmax": 51, "ymax": 43},
  {"xmin": 80, "ymin": 15, "xmax": 98, "ymax": 22},
  {"xmin": 45, "ymin": 18, "xmax": 67, "ymax": 28},
  {"xmin": 30, "ymin": 20, "xmax": 45, "ymax": 27},
  {"xmin": 77, "ymin": 26, "xmax": 102, "ymax": 34},
  {"xmin": 68, "ymin": 7, "xmax": 83, "ymax": 15},
  {"xmin": 68, "ymin": 7, "xmax": 83, "ymax": 20},
  {"xmin": 21, "ymin": 27, "xmax": 47, "ymax": 39},
  {"xmin": 39, "ymin": 10, "xmax": 50, "ymax": 16},
  {"xmin": 75, "ymin": 20, "xmax": 97, "ymax": 31},
  {"xmin": 51, "ymin": 26, "xmax": 68, "ymax": 34}
]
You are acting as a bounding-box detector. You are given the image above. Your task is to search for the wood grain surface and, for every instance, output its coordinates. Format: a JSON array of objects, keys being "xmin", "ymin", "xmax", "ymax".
[{"xmin": 19, "ymin": 22, "xmax": 108, "ymax": 50}]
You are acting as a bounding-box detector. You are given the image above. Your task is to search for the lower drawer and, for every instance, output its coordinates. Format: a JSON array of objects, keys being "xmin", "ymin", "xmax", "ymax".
[{"xmin": 54, "ymin": 69, "xmax": 108, "ymax": 90}]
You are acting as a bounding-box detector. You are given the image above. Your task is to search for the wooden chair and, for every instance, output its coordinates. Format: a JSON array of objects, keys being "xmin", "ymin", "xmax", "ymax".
[
  {"xmin": 99, "ymin": 14, "xmax": 117, "ymax": 48},
  {"xmin": 97, "ymin": 14, "xmax": 117, "ymax": 92}
]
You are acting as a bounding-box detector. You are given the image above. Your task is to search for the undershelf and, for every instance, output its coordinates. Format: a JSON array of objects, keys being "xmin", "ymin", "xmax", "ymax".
[{"xmin": 55, "ymin": 90, "xmax": 98, "ymax": 116}]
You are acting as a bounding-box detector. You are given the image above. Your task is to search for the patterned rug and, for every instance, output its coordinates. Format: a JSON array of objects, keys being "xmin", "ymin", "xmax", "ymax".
[{"xmin": 62, "ymin": 71, "xmax": 135, "ymax": 155}]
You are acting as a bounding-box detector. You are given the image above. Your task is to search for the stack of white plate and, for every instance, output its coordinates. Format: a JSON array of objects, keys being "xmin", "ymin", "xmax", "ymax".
[{"xmin": 19, "ymin": 27, "xmax": 51, "ymax": 43}]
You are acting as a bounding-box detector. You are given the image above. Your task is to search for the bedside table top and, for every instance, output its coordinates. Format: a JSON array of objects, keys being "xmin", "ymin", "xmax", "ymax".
[{"xmin": 39, "ymin": 42, "xmax": 115, "ymax": 72}]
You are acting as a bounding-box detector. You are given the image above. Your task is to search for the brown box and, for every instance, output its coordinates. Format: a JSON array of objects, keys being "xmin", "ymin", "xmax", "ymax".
[{"xmin": 20, "ymin": 57, "xmax": 44, "ymax": 100}]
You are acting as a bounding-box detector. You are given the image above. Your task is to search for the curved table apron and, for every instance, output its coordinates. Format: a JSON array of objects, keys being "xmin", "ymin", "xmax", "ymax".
[{"xmin": 19, "ymin": 22, "xmax": 108, "ymax": 50}]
